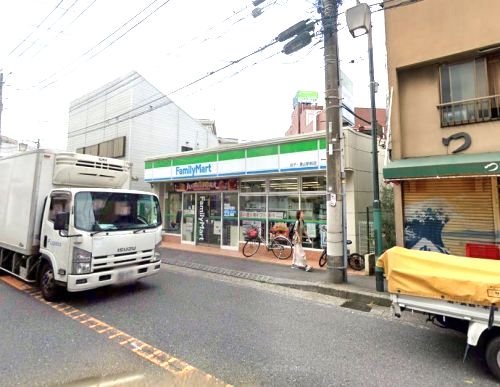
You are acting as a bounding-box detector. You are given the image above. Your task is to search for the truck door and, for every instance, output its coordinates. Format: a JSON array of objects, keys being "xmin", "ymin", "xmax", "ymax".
[{"xmin": 41, "ymin": 191, "xmax": 72, "ymax": 277}]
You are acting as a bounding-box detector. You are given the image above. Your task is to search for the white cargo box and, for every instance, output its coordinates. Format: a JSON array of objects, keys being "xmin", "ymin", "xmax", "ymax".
[{"xmin": 0, "ymin": 150, "xmax": 130, "ymax": 255}]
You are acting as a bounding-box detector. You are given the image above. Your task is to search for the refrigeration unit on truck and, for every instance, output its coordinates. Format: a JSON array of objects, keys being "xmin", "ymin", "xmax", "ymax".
[{"xmin": 0, "ymin": 150, "xmax": 163, "ymax": 300}]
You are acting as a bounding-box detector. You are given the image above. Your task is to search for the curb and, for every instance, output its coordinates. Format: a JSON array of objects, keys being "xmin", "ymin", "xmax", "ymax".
[{"xmin": 163, "ymin": 259, "xmax": 391, "ymax": 307}]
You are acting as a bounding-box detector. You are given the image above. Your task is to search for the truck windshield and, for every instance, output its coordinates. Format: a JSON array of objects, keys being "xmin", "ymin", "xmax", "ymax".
[{"xmin": 74, "ymin": 192, "xmax": 161, "ymax": 232}]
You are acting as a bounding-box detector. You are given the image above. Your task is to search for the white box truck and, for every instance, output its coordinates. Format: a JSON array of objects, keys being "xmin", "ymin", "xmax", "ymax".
[{"xmin": 0, "ymin": 150, "xmax": 163, "ymax": 300}]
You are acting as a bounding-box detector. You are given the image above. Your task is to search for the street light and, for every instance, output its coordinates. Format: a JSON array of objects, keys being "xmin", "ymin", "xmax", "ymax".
[{"xmin": 346, "ymin": 1, "xmax": 384, "ymax": 291}]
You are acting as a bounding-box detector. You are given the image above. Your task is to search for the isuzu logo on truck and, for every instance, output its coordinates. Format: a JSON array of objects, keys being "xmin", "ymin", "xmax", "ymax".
[{"xmin": 117, "ymin": 246, "xmax": 136, "ymax": 253}]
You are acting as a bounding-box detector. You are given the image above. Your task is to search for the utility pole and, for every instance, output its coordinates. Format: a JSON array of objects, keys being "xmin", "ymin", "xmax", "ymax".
[
  {"xmin": 368, "ymin": 21, "xmax": 384, "ymax": 291},
  {"xmin": 321, "ymin": 0, "xmax": 345, "ymax": 283}
]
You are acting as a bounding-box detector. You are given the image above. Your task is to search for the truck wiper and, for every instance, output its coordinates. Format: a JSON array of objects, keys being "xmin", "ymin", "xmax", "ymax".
[
  {"xmin": 90, "ymin": 223, "xmax": 104, "ymax": 237},
  {"xmin": 133, "ymin": 228, "xmax": 146, "ymax": 234}
]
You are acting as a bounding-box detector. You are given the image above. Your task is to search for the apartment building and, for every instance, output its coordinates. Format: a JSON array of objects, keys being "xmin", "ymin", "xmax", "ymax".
[{"xmin": 384, "ymin": 0, "xmax": 500, "ymax": 257}]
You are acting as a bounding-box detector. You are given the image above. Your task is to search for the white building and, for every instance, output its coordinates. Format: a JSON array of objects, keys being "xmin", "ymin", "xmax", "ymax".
[
  {"xmin": 0, "ymin": 136, "xmax": 18, "ymax": 157},
  {"xmin": 67, "ymin": 71, "xmax": 219, "ymax": 191}
]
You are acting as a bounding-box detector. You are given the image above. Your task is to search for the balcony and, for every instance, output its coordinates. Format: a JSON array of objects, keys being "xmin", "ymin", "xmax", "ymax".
[{"xmin": 438, "ymin": 94, "xmax": 500, "ymax": 127}]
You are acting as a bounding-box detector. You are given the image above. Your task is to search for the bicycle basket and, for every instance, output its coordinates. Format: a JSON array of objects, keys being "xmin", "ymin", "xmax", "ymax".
[{"xmin": 246, "ymin": 228, "xmax": 258, "ymax": 239}]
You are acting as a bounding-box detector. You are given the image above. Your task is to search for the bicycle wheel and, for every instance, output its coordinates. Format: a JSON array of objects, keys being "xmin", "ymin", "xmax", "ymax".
[
  {"xmin": 319, "ymin": 249, "xmax": 327, "ymax": 267},
  {"xmin": 243, "ymin": 239, "xmax": 261, "ymax": 257},
  {"xmin": 348, "ymin": 253, "xmax": 365, "ymax": 271},
  {"xmin": 271, "ymin": 236, "xmax": 293, "ymax": 260}
]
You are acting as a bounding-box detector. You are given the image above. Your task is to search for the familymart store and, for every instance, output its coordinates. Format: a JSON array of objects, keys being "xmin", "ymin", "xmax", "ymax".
[{"xmin": 145, "ymin": 131, "xmax": 374, "ymax": 254}]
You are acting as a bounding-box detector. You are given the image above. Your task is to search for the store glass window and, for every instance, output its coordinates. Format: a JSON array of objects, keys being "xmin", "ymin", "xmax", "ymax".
[
  {"xmin": 164, "ymin": 192, "xmax": 182, "ymax": 234},
  {"xmin": 268, "ymin": 195, "xmax": 299, "ymax": 239},
  {"xmin": 302, "ymin": 176, "xmax": 326, "ymax": 192},
  {"xmin": 240, "ymin": 180, "xmax": 266, "ymax": 193},
  {"xmin": 301, "ymin": 195, "xmax": 327, "ymax": 249},
  {"xmin": 182, "ymin": 193, "xmax": 196, "ymax": 242},
  {"xmin": 240, "ymin": 195, "xmax": 266, "ymax": 241},
  {"xmin": 269, "ymin": 178, "xmax": 298, "ymax": 192},
  {"xmin": 222, "ymin": 193, "xmax": 239, "ymax": 247}
]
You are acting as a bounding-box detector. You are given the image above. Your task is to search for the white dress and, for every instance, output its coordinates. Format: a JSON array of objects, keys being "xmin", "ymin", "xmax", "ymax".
[{"xmin": 292, "ymin": 220, "xmax": 308, "ymax": 268}]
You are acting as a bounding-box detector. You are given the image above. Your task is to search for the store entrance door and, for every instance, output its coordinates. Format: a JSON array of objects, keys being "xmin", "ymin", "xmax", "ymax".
[{"xmin": 196, "ymin": 193, "xmax": 222, "ymax": 246}]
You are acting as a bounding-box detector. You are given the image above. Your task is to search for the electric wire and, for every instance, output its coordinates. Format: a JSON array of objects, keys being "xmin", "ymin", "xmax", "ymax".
[
  {"xmin": 29, "ymin": 0, "xmax": 99, "ymax": 60},
  {"xmin": 8, "ymin": 0, "xmax": 65, "ymax": 56},
  {"xmin": 36, "ymin": 0, "xmax": 173, "ymax": 89},
  {"xmin": 16, "ymin": 0, "xmax": 82, "ymax": 58},
  {"xmin": 70, "ymin": 38, "xmax": 280, "ymax": 134}
]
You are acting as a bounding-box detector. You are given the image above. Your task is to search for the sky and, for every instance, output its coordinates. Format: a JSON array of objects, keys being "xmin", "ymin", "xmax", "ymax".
[{"xmin": 0, "ymin": 0, "xmax": 388, "ymax": 149}]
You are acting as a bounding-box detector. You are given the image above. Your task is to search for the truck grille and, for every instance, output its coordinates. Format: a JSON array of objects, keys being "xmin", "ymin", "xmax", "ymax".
[{"xmin": 92, "ymin": 249, "xmax": 155, "ymax": 272}]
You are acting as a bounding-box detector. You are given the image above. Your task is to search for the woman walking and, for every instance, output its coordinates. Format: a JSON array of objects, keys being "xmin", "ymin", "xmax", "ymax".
[{"xmin": 291, "ymin": 210, "xmax": 312, "ymax": 272}]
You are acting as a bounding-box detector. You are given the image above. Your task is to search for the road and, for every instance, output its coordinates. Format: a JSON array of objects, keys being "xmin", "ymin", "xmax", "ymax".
[{"xmin": 0, "ymin": 265, "xmax": 497, "ymax": 386}]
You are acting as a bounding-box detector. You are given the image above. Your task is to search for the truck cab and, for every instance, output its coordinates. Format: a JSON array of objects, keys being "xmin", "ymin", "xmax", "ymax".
[
  {"xmin": 39, "ymin": 188, "xmax": 162, "ymax": 299},
  {"xmin": 0, "ymin": 150, "xmax": 163, "ymax": 301}
]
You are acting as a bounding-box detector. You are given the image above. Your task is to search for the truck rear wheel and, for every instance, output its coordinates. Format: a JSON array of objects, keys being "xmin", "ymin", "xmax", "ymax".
[
  {"xmin": 486, "ymin": 335, "xmax": 500, "ymax": 381},
  {"xmin": 39, "ymin": 262, "xmax": 61, "ymax": 301}
]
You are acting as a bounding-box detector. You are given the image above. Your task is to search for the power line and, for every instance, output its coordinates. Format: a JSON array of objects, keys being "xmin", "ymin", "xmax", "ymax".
[
  {"xmin": 86, "ymin": 0, "xmax": 173, "ymax": 62},
  {"xmin": 163, "ymin": 0, "xmax": 282, "ymax": 60},
  {"xmin": 8, "ymin": 0, "xmax": 65, "ymax": 56},
  {"xmin": 70, "ymin": 37, "xmax": 280, "ymax": 134},
  {"xmin": 29, "ymin": 0, "xmax": 100, "ymax": 60},
  {"xmin": 36, "ymin": 0, "xmax": 172, "ymax": 89},
  {"xmin": 16, "ymin": 0, "xmax": 82, "ymax": 58}
]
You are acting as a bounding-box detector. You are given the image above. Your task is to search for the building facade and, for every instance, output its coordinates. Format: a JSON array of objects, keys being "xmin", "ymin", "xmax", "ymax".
[
  {"xmin": 384, "ymin": 0, "xmax": 500, "ymax": 257},
  {"xmin": 146, "ymin": 130, "xmax": 376, "ymax": 256},
  {"xmin": 67, "ymin": 71, "xmax": 218, "ymax": 191},
  {"xmin": 0, "ymin": 135, "xmax": 19, "ymax": 157}
]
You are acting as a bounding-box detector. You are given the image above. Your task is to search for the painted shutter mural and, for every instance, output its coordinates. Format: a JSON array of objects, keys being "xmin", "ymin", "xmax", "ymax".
[{"xmin": 403, "ymin": 177, "xmax": 496, "ymax": 256}]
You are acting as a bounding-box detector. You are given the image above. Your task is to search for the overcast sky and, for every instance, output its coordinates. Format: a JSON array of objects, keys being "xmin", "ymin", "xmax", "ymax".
[{"xmin": 0, "ymin": 0, "xmax": 387, "ymax": 149}]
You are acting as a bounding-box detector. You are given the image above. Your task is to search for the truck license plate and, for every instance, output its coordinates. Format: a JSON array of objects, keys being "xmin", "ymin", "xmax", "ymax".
[{"xmin": 117, "ymin": 270, "xmax": 134, "ymax": 283}]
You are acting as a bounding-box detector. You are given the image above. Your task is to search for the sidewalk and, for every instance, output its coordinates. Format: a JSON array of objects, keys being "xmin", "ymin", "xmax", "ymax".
[{"xmin": 160, "ymin": 243, "xmax": 390, "ymax": 307}]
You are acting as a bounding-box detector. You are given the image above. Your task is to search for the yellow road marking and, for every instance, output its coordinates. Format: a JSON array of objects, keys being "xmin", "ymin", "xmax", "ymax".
[{"xmin": 0, "ymin": 276, "xmax": 230, "ymax": 386}]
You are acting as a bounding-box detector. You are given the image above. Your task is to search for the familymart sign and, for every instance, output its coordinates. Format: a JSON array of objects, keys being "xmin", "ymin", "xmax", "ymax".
[{"xmin": 145, "ymin": 138, "xmax": 327, "ymax": 181}]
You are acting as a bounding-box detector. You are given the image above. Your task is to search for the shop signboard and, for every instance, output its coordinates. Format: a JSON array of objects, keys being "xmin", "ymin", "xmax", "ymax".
[
  {"xmin": 197, "ymin": 195, "xmax": 208, "ymax": 242},
  {"xmin": 246, "ymin": 145, "xmax": 279, "ymax": 175},
  {"xmin": 145, "ymin": 136, "xmax": 329, "ymax": 182},
  {"xmin": 174, "ymin": 179, "xmax": 238, "ymax": 192},
  {"xmin": 218, "ymin": 149, "xmax": 246, "ymax": 176},
  {"xmin": 280, "ymin": 139, "xmax": 319, "ymax": 172}
]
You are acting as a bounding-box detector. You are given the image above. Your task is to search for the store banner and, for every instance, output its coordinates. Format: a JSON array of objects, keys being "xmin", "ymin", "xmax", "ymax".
[
  {"xmin": 145, "ymin": 137, "xmax": 329, "ymax": 182},
  {"xmin": 174, "ymin": 179, "xmax": 238, "ymax": 192},
  {"xmin": 173, "ymin": 161, "xmax": 217, "ymax": 179},
  {"xmin": 280, "ymin": 150, "xmax": 319, "ymax": 171}
]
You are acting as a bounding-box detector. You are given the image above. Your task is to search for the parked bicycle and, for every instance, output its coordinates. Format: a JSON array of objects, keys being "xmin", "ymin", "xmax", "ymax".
[
  {"xmin": 318, "ymin": 240, "xmax": 365, "ymax": 270},
  {"xmin": 242, "ymin": 227, "xmax": 293, "ymax": 259}
]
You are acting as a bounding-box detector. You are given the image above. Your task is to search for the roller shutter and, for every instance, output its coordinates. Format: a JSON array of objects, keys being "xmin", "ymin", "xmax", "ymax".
[{"xmin": 403, "ymin": 177, "xmax": 495, "ymax": 256}]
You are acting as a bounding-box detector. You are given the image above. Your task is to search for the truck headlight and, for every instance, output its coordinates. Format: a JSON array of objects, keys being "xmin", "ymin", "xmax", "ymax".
[
  {"xmin": 154, "ymin": 241, "xmax": 162, "ymax": 261},
  {"xmin": 72, "ymin": 247, "xmax": 92, "ymax": 274}
]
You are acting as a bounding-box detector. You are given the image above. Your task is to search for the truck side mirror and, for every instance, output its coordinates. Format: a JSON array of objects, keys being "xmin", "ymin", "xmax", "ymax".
[{"xmin": 54, "ymin": 212, "xmax": 69, "ymax": 231}]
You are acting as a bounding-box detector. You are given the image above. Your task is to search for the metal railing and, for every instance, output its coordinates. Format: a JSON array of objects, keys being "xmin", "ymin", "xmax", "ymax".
[{"xmin": 437, "ymin": 94, "xmax": 500, "ymax": 127}]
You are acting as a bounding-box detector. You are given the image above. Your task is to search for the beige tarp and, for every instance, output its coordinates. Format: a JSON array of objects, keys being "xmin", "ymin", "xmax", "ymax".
[{"xmin": 377, "ymin": 247, "xmax": 500, "ymax": 306}]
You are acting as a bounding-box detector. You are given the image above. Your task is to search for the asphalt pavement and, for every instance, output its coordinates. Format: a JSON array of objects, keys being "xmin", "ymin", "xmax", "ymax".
[{"xmin": 1, "ymin": 266, "xmax": 498, "ymax": 386}]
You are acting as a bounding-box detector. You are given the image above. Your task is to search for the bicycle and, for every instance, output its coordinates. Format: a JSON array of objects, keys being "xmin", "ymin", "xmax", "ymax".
[
  {"xmin": 318, "ymin": 240, "xmax": 365, "ymax": 271},
  {"xmin": 242, "ymin": 228, "xmax": 293, "ymax": 259}
]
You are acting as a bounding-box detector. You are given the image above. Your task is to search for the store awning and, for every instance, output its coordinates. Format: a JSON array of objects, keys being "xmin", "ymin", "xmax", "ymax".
[{"xmin": 384, "ymin": 152, "xmax": 500, "ymax": 180}]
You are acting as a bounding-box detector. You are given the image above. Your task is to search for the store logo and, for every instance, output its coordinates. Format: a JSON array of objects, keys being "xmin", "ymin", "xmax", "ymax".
[
  {"xmin": 198, "ymin": 196, "xmax": 206, "ymax": 241},
  {"xmin": 175, "ymin": 164, "xmax": 213, "ymax": 177}
]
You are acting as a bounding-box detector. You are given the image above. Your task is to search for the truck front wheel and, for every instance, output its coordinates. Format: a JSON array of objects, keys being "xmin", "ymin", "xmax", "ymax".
[
  {"xmin": 39, "ymin": 262, "xmax": 61, "ymax": 301},
  {"xmin": 486, "ymin": 335, "xmax": 500, "ymax": 381}
]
